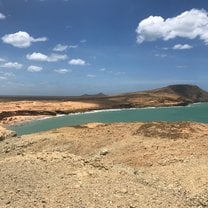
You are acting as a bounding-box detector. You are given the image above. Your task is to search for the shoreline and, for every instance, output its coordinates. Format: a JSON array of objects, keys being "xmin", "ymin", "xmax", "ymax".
[
  {"xmin": 8, "ymin": 102, "xmax": 208, "ymax": 137},
  {"xmin": 6, "ymin": 101, "xmax": 207, "ymax": 128}
]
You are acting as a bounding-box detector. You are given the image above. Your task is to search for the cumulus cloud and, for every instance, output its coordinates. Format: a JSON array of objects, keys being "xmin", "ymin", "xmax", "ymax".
[
  {"xmin": 54, "ymin": 69, "xmax": 71, "ymax": 74},
  {"xmin": 0, "ymin": 62, "xmax": 23, "ymax": 69},
  {"xmin": 0, "ymin": 13, "xmax": 6, "ymax": 20},
  {"xmin": 136, "ymin": 9, "xmax": 208, "ymax": 44},
  {"xmin": 26, "ymin": 52, "xmax": 48, "ymax": 61},
  {"xmin": 68, "ymin": 58, "xmax": 86, "ymax": 66},
  {"xmin": 2, "ymin": 31, "xmax": 47, "ymax": 48},
  {"xmin": 27, "ymin": 65, "xmax": 43, "ymax": 72},
  {"xmin": 172, "ymin": 44, "xmax": 193, "ymax": 50},
  {"xmin": 26, "ymin": 52, "xmax": 68, "ymax": 62}
]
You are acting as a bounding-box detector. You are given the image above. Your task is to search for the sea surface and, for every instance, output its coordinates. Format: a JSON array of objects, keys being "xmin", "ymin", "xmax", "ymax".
[{"xmin": 10, "ymin": 102, "xmax": 208, "ymax": 135}]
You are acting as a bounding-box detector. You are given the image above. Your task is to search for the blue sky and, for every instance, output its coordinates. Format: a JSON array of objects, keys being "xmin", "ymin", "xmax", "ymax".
[{"xmin": 0, "ymin": 0, "xmax": 208, "ymax": 95}]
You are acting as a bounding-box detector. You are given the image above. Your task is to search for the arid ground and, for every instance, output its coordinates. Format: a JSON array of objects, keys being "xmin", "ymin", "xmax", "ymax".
[
  {"xmin": 0, "ymin": 85, "xmax": 208, "ymax": 207},
  {"xmin": 0, "ymin": 122, "xmax": 208, "ymax": 207}
]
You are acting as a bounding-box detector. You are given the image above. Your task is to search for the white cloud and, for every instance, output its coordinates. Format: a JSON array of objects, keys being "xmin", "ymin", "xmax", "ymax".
[
  {"xmin": 26, "ymin": 52, "xmax": 68, "ymax": 62},
  {"xmin": 0, "ymin": 13, "xmax": 6, "ymax": 20},
  {"xmin": 54, "ymin": 69, "xmax": 71, "ymax": 74},
  {"xmin": 53, "ymin": 44, "xmax": 68, "ymax": 52},
  {"xmin": 136, "ymin": 9, "xmax": 208, "ymax": 44},
  {"xmin": 0, "ymin": 62, "xmax": 23, "ymax": 69},
  {"xmin": 26, "ymin": 52, "xmax": 48, "ymax": 61},
  {"xmin": 2, "ymin": 31, "xmax": 47, "ymax": 48},
  {"xmin": 172, "ymin": 44, "xmax": 193, "ymax": 50},
  {"xmin": 27, "ymin": 65, "xmax": 43, "ymax": 72},
  {"xmin": 68, "ymin": 58, "xmax": 86, "ymax": 66}
]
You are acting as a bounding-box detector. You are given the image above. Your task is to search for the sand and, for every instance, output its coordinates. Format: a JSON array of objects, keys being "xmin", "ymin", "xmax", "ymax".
[
  {"xmin": 0, "ymin": 100, "xmax": 100, "ymax": 125},
  {"xmin": 0, "ymin": 122, "xmax": 208, "ymax": 207}
]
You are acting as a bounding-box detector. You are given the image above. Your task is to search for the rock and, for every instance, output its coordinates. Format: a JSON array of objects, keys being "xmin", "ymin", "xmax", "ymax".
[
  {"xmin": 0, "ymin": 126, "xmax": 16, "ymax": 141},
  {"xmin": 100, "ymin": 149, "xmax": 110, "ymax": 156}
]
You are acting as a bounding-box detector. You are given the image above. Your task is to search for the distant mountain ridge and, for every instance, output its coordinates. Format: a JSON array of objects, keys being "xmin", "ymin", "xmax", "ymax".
[{"xmin": 81, "ymin": 93, "xmax": 106, "ymax": 97}]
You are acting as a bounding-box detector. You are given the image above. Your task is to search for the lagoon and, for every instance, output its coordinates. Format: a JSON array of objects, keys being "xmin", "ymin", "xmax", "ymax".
[{"xmin": 10, "ymin": 102, "xmax": 208, "ymax": 136}]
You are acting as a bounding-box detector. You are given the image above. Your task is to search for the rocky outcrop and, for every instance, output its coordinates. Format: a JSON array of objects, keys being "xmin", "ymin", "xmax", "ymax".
[
  {"xmin": 0, "ymin": 110, "xmax": 57, "ymax": 121},
  {"xmin": 0, "ymin": 126, "xmax": 16, "ymax": 141}
]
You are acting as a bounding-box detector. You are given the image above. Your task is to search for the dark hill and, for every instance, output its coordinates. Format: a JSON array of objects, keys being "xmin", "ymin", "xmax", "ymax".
[
  {"xmin": 152, "ymin": 84, "xmax": 208, "ymax": 102},
  {"xmin": 81, "ymin": 93, "xmax": 106, "ymax": 98},
  {"xmin": 106, "ymin": 84, "xmax": 208, "ymax": 108}
]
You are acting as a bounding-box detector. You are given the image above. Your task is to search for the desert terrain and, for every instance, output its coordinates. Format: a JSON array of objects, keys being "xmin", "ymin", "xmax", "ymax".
[
  {"xmin": 1, "ymin": 84, "xmax": 208, "ymax": 125},
  {"xmin": 0, "ymin": 84, "xmax": 208, "ymax": 207},
  {"xmin": 0, "ymin": 122, "xmax": 208, "ymax": 207}
]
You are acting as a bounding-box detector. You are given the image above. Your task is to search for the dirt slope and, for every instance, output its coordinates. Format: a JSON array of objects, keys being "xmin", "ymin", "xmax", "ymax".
[{"xmin": 0, "ymin": 122, "xmax": 208, "ymax": 207}]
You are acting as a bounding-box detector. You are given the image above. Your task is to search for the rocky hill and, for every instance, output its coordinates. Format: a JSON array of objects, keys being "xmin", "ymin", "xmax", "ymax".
[
  {"xmin": 106, "ymin": 84, "xmax": 208, "ymax": 108},
  {"xmin": 152, "ymin": 84, "xmax": 208, "ymax": 102}
]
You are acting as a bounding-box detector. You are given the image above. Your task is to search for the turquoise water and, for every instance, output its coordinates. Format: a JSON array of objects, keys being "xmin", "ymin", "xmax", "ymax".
[{"xmin": 10, "ymin": 103, "xmax": 208, "ymax": 135}]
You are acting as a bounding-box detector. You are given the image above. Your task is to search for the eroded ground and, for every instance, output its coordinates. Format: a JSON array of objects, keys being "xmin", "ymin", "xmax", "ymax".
[{"xmin": 0, "ymin": 122, "xmax": 208, "ymax": 207}]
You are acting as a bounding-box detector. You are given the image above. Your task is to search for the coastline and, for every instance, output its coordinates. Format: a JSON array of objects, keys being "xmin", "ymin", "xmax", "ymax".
[
  {"xmin": 1, "ymin": 84, "xmax": 208, "ymax": 207},
  {"xmin": 1, "ymin": 84, "xmax": 208, "ymax": 127},
  {"xmin": 6, "ymin": 101, "xmax": 207, "ymax": 128},
  {"xmin": 8, "ymin": 102, "xmax": 208, "ymax": 137}
]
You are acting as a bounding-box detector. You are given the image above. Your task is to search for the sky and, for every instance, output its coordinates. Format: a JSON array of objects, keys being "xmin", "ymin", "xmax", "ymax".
[{"xmin": 0, "ymin": 0, "xmax": 208, "ymax": 96}]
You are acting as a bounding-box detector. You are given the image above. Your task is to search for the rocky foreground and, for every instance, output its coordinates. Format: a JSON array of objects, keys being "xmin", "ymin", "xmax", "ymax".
[{"xmin": 0, "ymin": 122, "xmax": 208, "ymax": 207}]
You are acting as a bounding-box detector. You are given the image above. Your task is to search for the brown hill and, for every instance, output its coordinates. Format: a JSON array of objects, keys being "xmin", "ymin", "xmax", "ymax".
[
  {"xmin": 106, "ymin": 84, "xmax": 208, "ymax": 108},
  {"xmin": 151, "ymin": 84, "xmax": 208, "ymax": 102}
]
